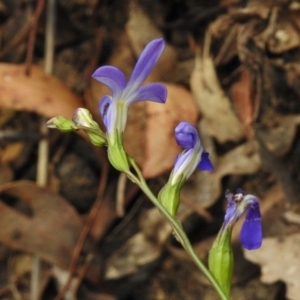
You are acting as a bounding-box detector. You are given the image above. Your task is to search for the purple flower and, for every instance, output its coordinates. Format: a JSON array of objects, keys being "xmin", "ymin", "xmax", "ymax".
[
  {"xmin": 92, "ymin": 38, "xmax": 167, "ymax": 139},
  {"xmin": 158, "ymin": 122, "xmax": 213, "ymax": 216},
  {"xmin": 224, "ymin": 189, "xmax": 262, "ymax": 250},
  {"xmin": 171, "ymin": 122, "xmax": 213, "ymax": 184}
]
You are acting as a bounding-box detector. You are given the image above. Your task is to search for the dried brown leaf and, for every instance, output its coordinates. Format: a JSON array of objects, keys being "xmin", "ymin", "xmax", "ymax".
[
  {"xmin": 230, "ymin": 68, "xmax": 254, "ymax": 138},
  {"xmin": 256, "ymin": 115, "xmax": 300, "ymax": 157},
  {"xmin": 0, "ymin": 181, "xmax": 101, "ymax": 282},
  {"xmin": 244, "ymin": 233, "xmax": 300, "ymax": 300},
  {"xmin": 105, "ymin": 232, "xmax": 163, "ymax": 279},
  {"xmin": 0, "ymin": 64, "xmax": 82, "ymax": 118},
  {"xmin": 190, "ymin": 50, "xmax": 244, "ymax": 143}
]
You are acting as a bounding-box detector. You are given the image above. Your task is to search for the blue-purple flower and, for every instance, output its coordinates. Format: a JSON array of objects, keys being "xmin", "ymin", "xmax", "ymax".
[
  {"xmin": 208, "ymin": 189, "xmax": 262, "ymax": 296},
  {"xmin": 159, "ymin": 121, "xmax": 213, "ymax": 216},
  {"xmin": 92, "ymin": 38, "xmax": 167, "ymax": 137},
  {"xmin": 92, "ymin": 38, "xmax": 167, "ymax": 172},
  {"xmin": 171, "ymin": 121, "xmax": 214, "ymax": 184},
  {"xmin": 224, "ymin": 189, "xmax": 262, "ymax": 250}
]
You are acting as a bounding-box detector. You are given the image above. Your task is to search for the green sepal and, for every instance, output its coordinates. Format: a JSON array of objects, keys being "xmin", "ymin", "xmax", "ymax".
[
  {"xmin": 46, "ymin": 116, "xmax": 78, "ymax": 132},
  {"xmin": 158, "ymin": 175, "xmax": 185, "ymax": 216},
  {"xmin": 208, "ymin": 225, "xmax": 234, "ymax": 297},
  {"xmin": 107, "ymin": 131, "xmax": 130, "ymax": 172},
  {"xmin": 84, "ymin": 130, "xmax": 107, "ymax": 147}
]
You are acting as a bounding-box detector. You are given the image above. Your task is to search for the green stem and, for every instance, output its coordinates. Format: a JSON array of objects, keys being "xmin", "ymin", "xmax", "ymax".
[{"xmin": 128, "ymin": 160, "xmax": 229, "ymax": 300}]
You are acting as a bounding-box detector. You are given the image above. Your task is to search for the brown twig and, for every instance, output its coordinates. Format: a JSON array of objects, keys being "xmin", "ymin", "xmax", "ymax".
[
  {"xmin": 72, "ymin": 254, "xmax": 94, "ymax": 297},
  {"xmin": 24, "ymin": 0, "xmax": 46, "ymax": 76},
  {"xmin": 54, "ymin": 152, "xmax": 109, "ymax": 300},
  {"xmin": 181, "ymin": 196, "xmax": 213, "ymax": 222},
  {"xmin": 0, "ymin": 23, "xmax": 31, "ymax": 59},
  {"xmin": 30, "ymin": 1, "xmax": 54, "ymax": 299}
]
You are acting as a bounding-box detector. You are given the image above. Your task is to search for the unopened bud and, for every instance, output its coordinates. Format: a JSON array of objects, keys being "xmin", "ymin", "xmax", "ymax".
[
  {"xmin": 72, "ymin": 108, "xmax": 98, "ymax": 130},
  {"xmin": 46, "ymin": 116, "xmax": 78, "ymax": 132}
]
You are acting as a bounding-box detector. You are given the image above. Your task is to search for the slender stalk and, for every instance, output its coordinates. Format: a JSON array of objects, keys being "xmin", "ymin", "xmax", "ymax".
[
  {"xmin": 31, "ymin": 1, "xmax": 56, "ymax": 299},
  {"xmin": 128, "ymin": 160, "xmax": 228, "ymax": 300}
]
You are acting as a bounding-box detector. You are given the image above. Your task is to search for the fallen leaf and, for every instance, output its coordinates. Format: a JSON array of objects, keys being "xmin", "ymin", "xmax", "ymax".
[
  {"xmin": 0, "ymin": 64, "xmax": 82, "ymax": 119},
  {"xmin": 244, "ymin": 233, "xmax": 300, "ymax": 300},
  {"xmin": 0, "ymin": 180, "xmax": 101, "ymax": 282},
  {"xmin": 105, "ymin": 233, "xmax": 162, "ymax": 279},
  {"xmin": 190, "ymin": 49, "xmax": 244, "ymax": 143},
  {"xmin": 125, "ymin": 0, "xmax": 178, "ymax": 80},
  {"xmin": 105, "ymin": 208, "xmax": 173, "ymax": 280},
  {"xmin": 256, "ymin": 115, "xmax": 300, "ymax": 157},
  {"xmin": 0, "ymin": 164, "xmax": 13, "ymax": 185},
  {"xmin": 230, "ymin": 68, "xmax": 255, "ymax": 138},
  {"xmin": 126, "ymin": 0, "xmax": 162, "ymax": 54}
]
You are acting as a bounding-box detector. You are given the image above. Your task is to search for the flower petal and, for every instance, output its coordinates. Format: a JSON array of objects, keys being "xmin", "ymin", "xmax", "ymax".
[
  {"xmin": 123, "ymin": 38, "xmax": 165, "ymax": 98},
  {"xmin": 92, "ymin": 66, "xmax": 126, "ymax": 99},
  {"xmin": 240, "ymin": 202, "xmax": 262, "ymax": 250},
  {"xmin": 198, "ymin": 151, "xmax": 214, "ymax": 171},
  {"xmin": 172, "ymin": 148, "xmax": 200, "ymax": 182},
  {"xmin": 129, "ymin": 83, "xmax": 167, "ymax": 104},
  {"xmin": 175, "ymin": 122, "xmax": 198, "ymax": 149},
  {"xmin": 99, "ymin": 95, "xmax": 114, "ymax": 132}
]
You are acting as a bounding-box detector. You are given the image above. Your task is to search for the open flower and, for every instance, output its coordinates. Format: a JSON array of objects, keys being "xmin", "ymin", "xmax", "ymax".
[
  {"xmin": 92, "ymin": 38, "xmax": 167, "ymax": 172},
  {"xmin": 224, "ymin": 189, "xmax": 262, "ymax": 250},
  {"xmin": 208, "ymin": 189, "xmax": 262, "ymax": 296},
  {"xmin": 159, "ymin": 122, "xmax": 213, "ymax": 216},
  {"xmin": 92, "ymin": 38, "xmax": 167, "ymax": 138}
]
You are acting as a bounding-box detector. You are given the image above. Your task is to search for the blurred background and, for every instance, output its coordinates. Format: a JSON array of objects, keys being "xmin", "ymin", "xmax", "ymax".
[{"xmin": 0, "ymin": 0, "xmax": 299, "ymax": 299}]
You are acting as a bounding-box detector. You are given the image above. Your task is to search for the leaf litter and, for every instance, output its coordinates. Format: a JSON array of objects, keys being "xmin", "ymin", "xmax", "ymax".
[{"xmin": 2, "ymin": 0, "xmax": 300, "ymax": 299}]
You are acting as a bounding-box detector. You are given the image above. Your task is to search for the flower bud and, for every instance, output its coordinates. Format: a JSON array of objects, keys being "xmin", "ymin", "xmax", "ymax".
[
  {"xmin": 46, "ymin": 116, "xmax": 78, "ymax": 132},
  {"xmin": 72, "ymin": 108, "xmax": 99, "ymax": 130},
  {"xmin": 158, "ymin": 175, "xmax": 185, "ymax": 216},
  {"xmin": 72, "ymin": 108, "xmax": 107, "ymax": 147}
]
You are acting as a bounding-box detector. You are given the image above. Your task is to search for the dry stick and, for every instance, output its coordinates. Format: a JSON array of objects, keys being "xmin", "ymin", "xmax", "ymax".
[
  {"xmin": 72, "ymin": 254, "xmax": 94, "ymax": 297},
  {"xmin": 105, "ymin": 196, "xmax": 143, "ymax": 243},
  {"xmin": 54, "ymin": 154, "xmax": 109, "ymax": 300},
  {"xmin": 29, "ymin": 1, "xmax": 55, "ymax": 300},
  {"xmin": 0, "ymin": 23, "xmax": 31, "ymax": 59},
  {"xmin": 24, "ymin": 0, "xmax": 46, "ymax": 75}
]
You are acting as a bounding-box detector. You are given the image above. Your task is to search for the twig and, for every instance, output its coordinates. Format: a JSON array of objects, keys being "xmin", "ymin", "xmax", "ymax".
[
  {"xmin": 54, "ymin": 153, "xmax": 109, "ymax": 300},
  {"xmin": 30, "ymin": 1, "xmax": 56, "ymax": 300},
  {"xmin": 72, "ymin": 254, "xmax": 94, "ymax": 297},
  {"xmin": 24, "ymin": 0, "xmax": 46, "ymax": 76},
  {"xmin": 0, "ymin": 23, "xmax": 31, "ymax": 59},
  {"xmin": 181, "ymin": 195, "xmax": 213, "ymax": 222},
  {"xmin": 105, "ymin": 196, "xmax": 143, "ymax": 243}
]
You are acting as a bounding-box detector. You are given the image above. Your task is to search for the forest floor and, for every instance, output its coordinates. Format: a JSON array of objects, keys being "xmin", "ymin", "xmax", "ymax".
[{"xmin": 0, "ymin": 0, "xmax": 300, "ymax": 299}]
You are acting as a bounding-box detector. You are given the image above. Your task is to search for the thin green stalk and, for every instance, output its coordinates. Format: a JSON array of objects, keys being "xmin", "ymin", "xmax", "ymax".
[{"xmin": 128, "ymin": 160, "xmax": 229, "ymax": 300}]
